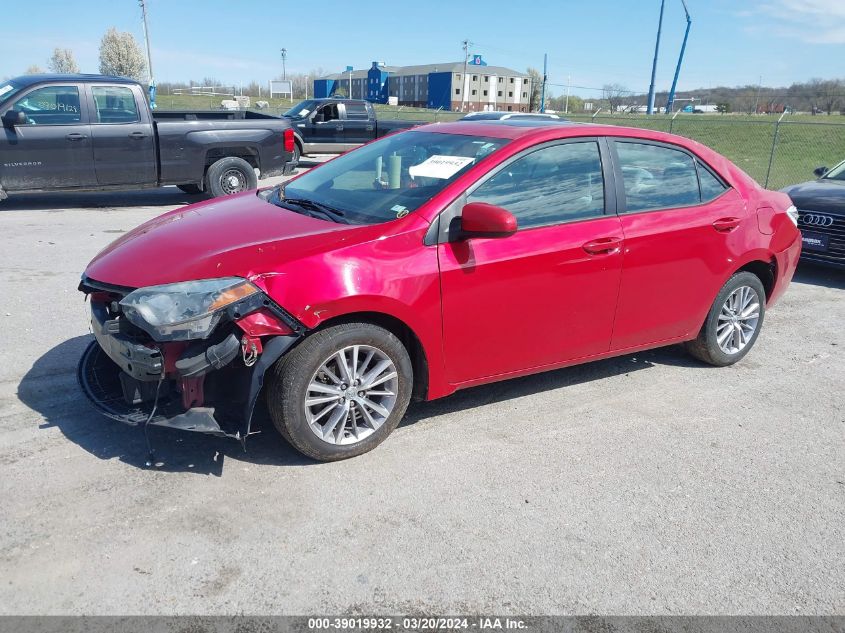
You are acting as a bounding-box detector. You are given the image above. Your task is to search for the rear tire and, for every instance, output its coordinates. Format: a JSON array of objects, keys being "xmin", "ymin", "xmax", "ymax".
[
  {"xmin": 292, "ymin": 142, "xmax": 302, "ymax": 165},
  {"xmin": 686, "ymin": 272, "xmax": 766, "ymax": 367},
  {"xmin": 267, "ymin": 323, "xmax": 413, "ymax": 461},
  {"xmin": 205, "ymin": 156, "xmax": 258, "ymax": 197},
  {"xmin": 177, "ymin": 184, "xmax": 203, "ymax": 194}
]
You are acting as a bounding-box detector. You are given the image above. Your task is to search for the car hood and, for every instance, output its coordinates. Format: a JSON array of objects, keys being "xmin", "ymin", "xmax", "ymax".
[
  {"xmin": 782, "ymin": 179, "xmax": 845, "ymax": 215},
  {"xmin": 84, "ymin": 192, "xmax": 366, "ymax": 289}
]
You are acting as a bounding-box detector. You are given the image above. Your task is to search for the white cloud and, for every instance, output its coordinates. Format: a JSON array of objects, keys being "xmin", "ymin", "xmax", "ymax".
[{"xmin": 754, "ymin": 0, "xmax": 845, "ymax": 44}]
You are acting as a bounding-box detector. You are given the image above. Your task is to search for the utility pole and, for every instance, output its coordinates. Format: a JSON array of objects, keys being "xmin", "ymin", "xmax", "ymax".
[
  {"xmin": 753, "ymin": 75, "xmax": 763, "ymax": 114},
  {"xmin": 665, "ymin": 0, "xmax": 692, "ymax": 113},
  {"xmin": 461, "ymin": 38, "xmax": 470, "ymax": 112},
  {"xmin": 540, "ymin": 53, "xmax": 547, "ymax": 112},
  {"xmin": 138, "ymin": 0, "xmax": 156, "ymax": 108},
  {"xmin": 647, "ymin": 0, "xmax": 665, "ymax": 115},
  {"xmin": 280, "ymin": 48, "xmax": 287, "ymax": 81},
  {"xmin": 565, "ymin": 74, "xmax": 571, "ymax": 114}
]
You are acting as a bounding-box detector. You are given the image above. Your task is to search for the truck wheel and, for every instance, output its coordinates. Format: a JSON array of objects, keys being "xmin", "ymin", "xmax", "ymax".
[
  {"xmin": 267, "ymin": 323, "xmax": 413, "ymax": 461},
  {"xmin": 292, "ymin": 142, "xmax": 302, "ymax": 164},
  {"xmin": 177, "ymin": 184, "xmax": 203, "ymax": 194},
  {"xmin": 205, "ymin": 157, "xmax": 258, "ymax": 197}
]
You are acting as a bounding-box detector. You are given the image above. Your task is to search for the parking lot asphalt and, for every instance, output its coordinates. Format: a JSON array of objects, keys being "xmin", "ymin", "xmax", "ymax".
[{"xmin": 0, "ymin": 167, "xmax": 843, "ymax": 615}]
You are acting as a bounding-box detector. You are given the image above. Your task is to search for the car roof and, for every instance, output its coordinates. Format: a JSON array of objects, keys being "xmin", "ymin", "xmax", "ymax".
[
  {"xmin": 10, "ymin": 74, "xmax": 141, "ymax": 87},
  {"xmin": 462, "ymin": 111, "xmax": 560, "ymax": 120}
]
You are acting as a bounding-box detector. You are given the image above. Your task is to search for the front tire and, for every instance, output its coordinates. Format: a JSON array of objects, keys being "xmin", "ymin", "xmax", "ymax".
[
  {"xmin": 686, "ymin": 272, "xmax": 766, "ymax": 366},
  {"xmin": 205, "ymin": 156, "xmax": 258, "ymax": 197},
  {"xmin": 267, "ymin": 323, "xmax": 413, "ymax": 461}
]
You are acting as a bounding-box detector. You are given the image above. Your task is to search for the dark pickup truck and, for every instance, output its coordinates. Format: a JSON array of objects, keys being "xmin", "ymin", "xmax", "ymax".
[
  {"xmin": 0, "ymin": 74, "xmax": 296, "ymax": 200},
  {"xmin": 282, "ymin": 98, "xmax": 418, "ymax": 159}
]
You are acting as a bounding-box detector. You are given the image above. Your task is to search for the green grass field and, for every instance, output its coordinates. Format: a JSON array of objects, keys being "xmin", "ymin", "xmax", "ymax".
[{"xmin": 154, "ymin": 94, "xmax": 844, "ymax": 189}]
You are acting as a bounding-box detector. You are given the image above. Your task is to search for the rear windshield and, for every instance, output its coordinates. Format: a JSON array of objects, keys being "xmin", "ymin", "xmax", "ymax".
[{"xmin": 272, "ymin": 130, "xmax": 509, "ymax": 224}]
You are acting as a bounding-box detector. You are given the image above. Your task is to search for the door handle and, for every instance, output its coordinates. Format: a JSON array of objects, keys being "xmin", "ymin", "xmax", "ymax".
[
  {"xmin": 366, "ymin": 125, "xmax": 374, "ymax": 132},
  {"xmin": 65, "ymin": 133, "xmax": 87, "ymax": 141},
  {"xmin": 336, "ymin": 125, "xmax": 344, "ymax": 131},
  {"xmin": 712, "ymin": 217, "xmax": 741, "ymax": 232},
  {"xmin": 582, "ymin": 237, "xmax": 623, "ymax": 255},
  {"xmin": 128, "ymin": 132, "xmax": 148, "ymax": 139}
]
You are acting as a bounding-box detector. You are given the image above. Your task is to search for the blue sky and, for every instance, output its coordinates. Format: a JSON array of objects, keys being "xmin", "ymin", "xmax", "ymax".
[{"xmin": 2, "ymin": 0, "xmax": 843, "ymax": 98}]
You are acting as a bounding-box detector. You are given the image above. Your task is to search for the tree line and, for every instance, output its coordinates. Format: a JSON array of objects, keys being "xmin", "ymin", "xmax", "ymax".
[{"xmin": 23, "ymin": 28, "xmax": 147, "ymax": 79}]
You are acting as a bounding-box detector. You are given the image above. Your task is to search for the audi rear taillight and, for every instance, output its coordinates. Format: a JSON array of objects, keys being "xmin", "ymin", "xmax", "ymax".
[{"xmin": 283, "ymin": 128, "xmax": 295, "ymax": 153}]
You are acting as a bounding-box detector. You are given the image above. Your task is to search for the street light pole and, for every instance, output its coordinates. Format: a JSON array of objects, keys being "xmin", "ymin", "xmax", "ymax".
[
  {"xmin": 461, "ymin": 39, "xmax": 470, "ymax": 112},
  {"xmin": 138, "ymin": 0, "xmax": 156, "ymax": 108},
  {"xmin": 647, "ymin": 0, "xmax": 665, "ymax": 115},
  {"xmin": 280, "ymin": 48, "xmax": 287, "ymax": 81}
]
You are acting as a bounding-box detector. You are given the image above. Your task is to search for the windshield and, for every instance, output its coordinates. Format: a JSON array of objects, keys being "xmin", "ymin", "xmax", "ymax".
[
  {"xmin": 283, "ymin": 99, "xmax": 320, "ymax": 119},
  {"xmin": 273, "ymin": 130, "xmax": 509, "ymax": 224},
  {"xmin": 822, "ymin": 159, "xmax": 845, "ymax": 181},
  {"xmin": 0, "ymin": 81, "xmax": 23, "ymax": 107}
]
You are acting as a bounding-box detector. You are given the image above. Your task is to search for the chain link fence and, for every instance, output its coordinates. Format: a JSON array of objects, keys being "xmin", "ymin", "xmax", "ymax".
[{"xmin": 567, "ymin": 113, "xmax": 845, "ymax": 190}]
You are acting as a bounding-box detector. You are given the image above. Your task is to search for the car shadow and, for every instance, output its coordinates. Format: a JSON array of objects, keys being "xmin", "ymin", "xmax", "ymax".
[
  {"xmin": 0, "ymin": 187, "xmax": 204, "ymax": 211},
  {"xmin": 794, "ymin": 262, "xmax": 845, "ymax": 290},
  {"xmin": 401, "ymin": 343, "xmax": 701, "ymax": 427},
  {"xmin": 19, "ymin": 336, "xmax": 704, "ymax": 476}
]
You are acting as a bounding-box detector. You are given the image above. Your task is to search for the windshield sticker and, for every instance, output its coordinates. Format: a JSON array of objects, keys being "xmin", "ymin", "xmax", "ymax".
[
  {"xmin": 0, "ymin": 85, "xmax": 13, "ymax": 97},
  {"xmin": 299, "ymin": 109, "xmax": 310, "ymax": 117},
  {"xmin": 391, "ymin": 205, "xmax": 409, "ymax": 218},
  {"xmin": 409, "ymin": 155, "xmax": 474, "ymax": 180}
]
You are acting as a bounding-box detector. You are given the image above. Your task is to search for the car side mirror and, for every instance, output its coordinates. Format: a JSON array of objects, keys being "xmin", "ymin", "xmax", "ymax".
[
  {"xmin": 460, "ymin": 202, "xmax": 517, "ymax": 239},
  {"xmin": 2, "ymin": 110, "xmax": 26, "ymax": 128},
  {"xmin": 813, "ymin": 166, "xmax": 829, "ymax": 178},
  {"xmin": 313, "ymin": 112, "xmax": 325, "ymax": 124}
]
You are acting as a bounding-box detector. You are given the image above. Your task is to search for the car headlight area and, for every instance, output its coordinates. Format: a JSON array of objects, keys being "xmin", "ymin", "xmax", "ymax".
[
  {"xmin": 77, "ymin": 275, "xmax": 302, "ymax": 440},
  {"xmin": 120, "ymin": 277, "xmax": 260, "ymax": 341}
]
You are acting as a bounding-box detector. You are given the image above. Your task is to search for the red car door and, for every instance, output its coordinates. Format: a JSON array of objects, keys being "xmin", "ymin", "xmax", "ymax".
[
  {"xmin": 608, "ymin": 139, "xmax": 744, "ymax": 350},
  {"xmin": 437, "ymin": 139, "xmax": 624, "ymax": 386}
]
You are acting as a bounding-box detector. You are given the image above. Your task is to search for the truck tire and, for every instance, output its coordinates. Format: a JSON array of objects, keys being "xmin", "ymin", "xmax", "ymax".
[
  {"xmin": 177, "ymin": 184, "xmax": 203, "ymax": 194},
  {"xmin": 292, "ymin": 141, "xmax": 302, "ymax": 164},
  {"xmin": 205, "ymin": 157, "xmax": 258, "ymax": 197}
]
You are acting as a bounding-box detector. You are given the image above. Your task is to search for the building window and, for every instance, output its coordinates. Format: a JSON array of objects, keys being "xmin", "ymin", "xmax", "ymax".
[
  {"xmin": 472, "ymin": 75, "xmax": 477, "ymax": 81},
  {"xmin": 456, "ymin": 74, "xmax": 461, "ymax": 80},
  {"xmin": 522, "ymin": 92, "xmax": 527, "ymax": 98},
  {"xmin": 510, "ymin": 78, "xmax": 514, "ymax": 84},
  {"xmin": 483, "ymin": 90, "xmax": 488, "ymax": 96},
  {"xmin": 455, "ymin": 88, "xmax": 461, "ymax": 95},
  {"xmin": 508, "ymin": 92, "xmax": 513, "ymax": 97},
  {"xmin": 484, "ymin": 76, "xmax": 489, "ymax": 82},
  {"xmin": 497, "ymin": 91, "xmax": 502, "ymax": 97},
  {"xmin": 471, "ymin": 89, "xmax": 477, "ymax": 95}
]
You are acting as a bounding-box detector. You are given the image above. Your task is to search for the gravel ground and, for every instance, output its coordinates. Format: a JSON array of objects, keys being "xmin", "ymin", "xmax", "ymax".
[{"xmin": 0, "ymin": 175, "xmax": 842, "ymax": 616}]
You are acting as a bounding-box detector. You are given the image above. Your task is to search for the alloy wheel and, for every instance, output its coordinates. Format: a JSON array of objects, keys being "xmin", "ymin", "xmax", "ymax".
[
  {"xmin": 304, "ymin": 345, "xmax": 399, "ymax": 445},
  {"xmin": 716, "ymin": 285, "xmax": 760, "ymax": 355}
]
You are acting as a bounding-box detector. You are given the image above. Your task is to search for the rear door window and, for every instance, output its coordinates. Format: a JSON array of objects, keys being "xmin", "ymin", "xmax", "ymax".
[
  {"xmin": 11, "ymin": 85, "xmax": 82, "ymax": 125},
  {"xmin": 344, "ymin": 102, "xmax": 369, "ymax": 120},
  {"xmin": 91, "ymin": 86, "xmax": 140, "ymax": 124},
  {"xmin": 615, "ymin": 141, "xmax": 701, "ymax": 213}
]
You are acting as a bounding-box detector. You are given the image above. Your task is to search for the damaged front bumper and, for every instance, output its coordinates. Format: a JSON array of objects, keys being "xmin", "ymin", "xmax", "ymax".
[{"xmin": 77, "ymin": 277, "xmax": 303, "ymax": 442}]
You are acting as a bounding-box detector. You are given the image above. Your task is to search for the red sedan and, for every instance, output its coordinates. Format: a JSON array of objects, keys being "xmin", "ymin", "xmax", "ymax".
[{"xmin": 78, "ymin": 121, "xmax": 801, "ymax": 461}]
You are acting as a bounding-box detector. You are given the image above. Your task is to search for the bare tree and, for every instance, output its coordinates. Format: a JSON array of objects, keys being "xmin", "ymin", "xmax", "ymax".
[
  {"xmin": 526, "ymin": 67, "xmax": 542, "ymax": 111},
  {"xmin": 98, "ymin": 28, "xmax": 146, "ymax": 80},
  {"xmin": 602, "ymin": 83, "xmax": 629, "ymax": 113},
  {"xmin": 48, "ymin": 48, "xmax": 79, "ymax": 74},
  {"xmin": 25, "ymin": 65, "xmax": 44, "ymax": 75}
]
